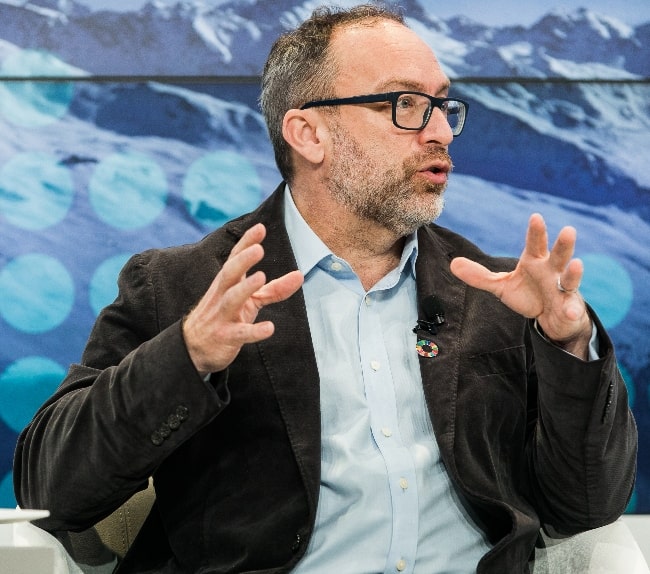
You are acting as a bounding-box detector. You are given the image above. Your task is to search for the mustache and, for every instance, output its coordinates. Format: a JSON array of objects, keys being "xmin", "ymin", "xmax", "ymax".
[{"xmin": 405, "ymin": 147, "xmax": 454, "ymax": 173}]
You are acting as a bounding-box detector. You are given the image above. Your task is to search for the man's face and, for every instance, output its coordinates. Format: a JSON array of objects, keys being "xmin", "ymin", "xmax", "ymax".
[
  {"xmin": 325, "ymin": 119, "xmax": 452, "ymax": 237},
  {"xmin": 322, "ymin": 21, "xmax": 455, "ymax": 236}
]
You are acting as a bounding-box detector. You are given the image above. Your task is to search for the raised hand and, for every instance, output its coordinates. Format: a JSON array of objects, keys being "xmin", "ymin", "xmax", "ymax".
[
  {"xmin": 449, "ymin": 213, "xmax": 593, "ymax": 359},
  {"xmin": 183, "ymin": 223, "xmax": 304, "ymax": 376}
]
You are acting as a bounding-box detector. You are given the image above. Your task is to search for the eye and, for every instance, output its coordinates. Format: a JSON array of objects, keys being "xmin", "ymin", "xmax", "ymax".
[
  {"xmin": 442, "ymin": 100, "xmax": 460, "ymax": 115},
  {"xmin": 396, "ymin": 95, "xmax": 416, "ymax": 110}
]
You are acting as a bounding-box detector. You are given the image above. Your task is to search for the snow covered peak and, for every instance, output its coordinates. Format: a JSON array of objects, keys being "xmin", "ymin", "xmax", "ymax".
[
  {"xmin": 0, "ymin": 0, "xmax": 646, "ymax": 78},
  {"xmin": 534, "ymin": 7, "xmax": 634, "ymax": 41}
]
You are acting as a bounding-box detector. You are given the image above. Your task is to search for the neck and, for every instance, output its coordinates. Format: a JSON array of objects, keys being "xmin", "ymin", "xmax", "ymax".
[{"xmin": 290, "ymin": 185, "xmax": 406, "ymax": 291}]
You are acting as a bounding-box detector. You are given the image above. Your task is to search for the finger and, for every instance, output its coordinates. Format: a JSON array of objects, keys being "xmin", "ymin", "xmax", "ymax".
[
  {"xmin": 248, "ymin": 321, "xmax": 276, "ymax": 342},
  {"xmin": 213, "ymin": 224, "xmax": 268, "ymax": 294},
  {"xmin": 557, "ymin": 257, "xmax": 584, "ymax": 295},
  {"xmin": 450, "ymin": 257, "xmax": 505, "ymax": 295},
  {"xmin": 228, "ymin": 223, "xmax": 267, "ymax": 259},
  {"xmin": 218, "ymin": 270, "xmax": 268, "ymax": 317},
  {"xmin": 523, "ymin": 213, "xmax": 549, "ymax": 259},
  {"xmin": 222, "ymin": 243, "xmax": 265, "ymax": 283},
  {"xmin": 548, "ymin": 225, "xmax": 577, "ymax": 272},
  {"xmin": 252, "ymin": 270, "xmax": 304, "ymax": 308},
  {"xmin": 214, "ymin": 272, "xmax": 303, "ymax": 346},
  {"xmin": 191, "ymin": 267, "xmax": 266, "ymax": 326},
  {"xmin": 227, "ymin": 318, "xmax": 276, "ymax": 345},
  {"xmin": 202, "ymin": 244, "xmax": 265, "ymax": 305}
]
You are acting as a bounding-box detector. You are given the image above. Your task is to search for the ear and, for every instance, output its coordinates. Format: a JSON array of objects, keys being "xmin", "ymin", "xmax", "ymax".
[{"xmin": 282, "ymin": 109, "xmax": 326, "ymax": 166}]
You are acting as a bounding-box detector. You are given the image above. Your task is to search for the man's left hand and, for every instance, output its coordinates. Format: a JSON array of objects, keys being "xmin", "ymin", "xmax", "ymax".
[{"xmin": 449, "ymin": 213, "xmax": 593, "ymax": 360}]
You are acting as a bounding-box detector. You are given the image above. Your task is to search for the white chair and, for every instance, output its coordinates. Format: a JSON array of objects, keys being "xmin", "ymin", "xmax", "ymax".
[{"xmin": 530, "ymin": 518, "xmax": 650, "ymax": 573}]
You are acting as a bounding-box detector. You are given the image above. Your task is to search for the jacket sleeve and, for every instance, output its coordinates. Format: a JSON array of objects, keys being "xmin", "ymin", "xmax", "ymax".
[
  {"xmin": 524, "ymin": 311, "xmax": 637, "ymax": 536},
  {"xmin": 13, "ymin": 252, "xmax": 230, "ymax": 532}
]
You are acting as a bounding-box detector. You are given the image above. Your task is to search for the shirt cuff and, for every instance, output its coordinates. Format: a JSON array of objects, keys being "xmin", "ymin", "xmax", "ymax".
[{"xmin": 534, "ymin": 320, "xmax": 600, "ymax": 361}]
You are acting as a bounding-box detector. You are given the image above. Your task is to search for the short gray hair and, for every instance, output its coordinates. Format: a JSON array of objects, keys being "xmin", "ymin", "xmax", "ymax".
[{"xmin": 259, "ymin": 4, "xmax": 404, "ymax": 183}]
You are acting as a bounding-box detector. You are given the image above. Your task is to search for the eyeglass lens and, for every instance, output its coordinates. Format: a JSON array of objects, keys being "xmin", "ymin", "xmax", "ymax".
[{"xmin": 394, "ymin": 93, "xmax": 465, "ymax": 134}]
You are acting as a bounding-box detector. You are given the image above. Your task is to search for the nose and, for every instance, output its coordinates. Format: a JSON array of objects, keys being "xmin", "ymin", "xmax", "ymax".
[{"xmin": 418, "ymin": 106, "xmax": 454, "ymax": 146}]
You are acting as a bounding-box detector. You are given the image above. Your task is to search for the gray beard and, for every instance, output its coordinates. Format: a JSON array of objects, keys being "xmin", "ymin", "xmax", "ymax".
[
  {"xmin": 335, "ymin": 176, "xmax": 446, "ymax": 237},
  {"xmin": 326, "ymin": 127, "xmax": 450, "ymax": 236}
]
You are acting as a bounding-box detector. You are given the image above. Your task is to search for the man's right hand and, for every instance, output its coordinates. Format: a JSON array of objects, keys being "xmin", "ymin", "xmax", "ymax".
[{"xmin": 182, "ymin": 223, "xmax": 304, "ymax": 377}]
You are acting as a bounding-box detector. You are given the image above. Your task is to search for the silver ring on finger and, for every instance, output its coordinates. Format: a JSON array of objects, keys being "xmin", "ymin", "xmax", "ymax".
[{"xmin": 557, "ymin": 275, "xmax": 579, "ymax": 294}]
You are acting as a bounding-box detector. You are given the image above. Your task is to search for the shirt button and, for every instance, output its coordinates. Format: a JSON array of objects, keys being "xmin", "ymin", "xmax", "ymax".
[
  {"xmin": 381, "ymin": 427, "xmax": 393, "ymax": 437},
  {"xmin": 365, "ymin": 295, "xmax": 372, "ymax": 305},
  {"xmin": 399, "ymin": 478, "xmax": 409, "ymax": 490},
  {"xmin": 331, "ymin": 261, "xmax": 343, "ymax": 271},
  {"xmin": 370, "ymin": 360, "xmax": 381, "ymax": 371},
  {"xmin": 396, "ymin": 559, "xmax": 407, "ymax": 571}
]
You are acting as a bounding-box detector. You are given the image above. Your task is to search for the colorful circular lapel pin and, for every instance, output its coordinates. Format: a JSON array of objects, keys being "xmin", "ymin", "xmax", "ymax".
[{"xmin": 416, "ymin": 339, "xmax": 439, "ymax": 358}]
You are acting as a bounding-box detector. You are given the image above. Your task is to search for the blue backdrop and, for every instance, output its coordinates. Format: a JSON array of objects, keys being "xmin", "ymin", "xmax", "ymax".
[{"xmin": 0, "ymin": 0, "xmax": 648, "ymax": 513}]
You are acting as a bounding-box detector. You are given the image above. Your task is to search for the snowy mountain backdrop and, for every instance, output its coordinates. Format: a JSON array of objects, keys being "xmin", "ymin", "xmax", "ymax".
[
  {"xmin": 0, "ymin": 0, "xmax": 648, "ymax": 513},
  {"xmin": 0, "ymin": 0, "xmax": 648, "ymax": 77}
]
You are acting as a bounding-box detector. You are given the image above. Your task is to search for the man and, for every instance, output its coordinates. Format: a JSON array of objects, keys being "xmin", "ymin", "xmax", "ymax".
[{"xmin": 15, "ymin": 4, "xmax": 636, "ymax": 574}]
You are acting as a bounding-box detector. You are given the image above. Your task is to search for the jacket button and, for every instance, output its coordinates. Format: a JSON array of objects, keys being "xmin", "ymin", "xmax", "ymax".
[
  {"xmin": 291, "ymin": 533, "xmax": 301, "ymax": 553},
  {"xmin": 175, "ymin": 405, "xmax": 189, "ymax": 420},
  {"xmin": 167, "ymin": 413, "xmax": 182, "ymax": 429},
  {"xmin": 150, "ymin": 431, "xmax": 164, "ymax": 446},
  {"xmin": 159, "ymin": 422, "xmax": 171, "ymax": 438}
]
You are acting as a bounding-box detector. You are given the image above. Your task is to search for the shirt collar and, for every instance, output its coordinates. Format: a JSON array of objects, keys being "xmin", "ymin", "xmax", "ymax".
[{"xmin": 283, "ymin": 185, "xmax": 418, "ymax": 279}]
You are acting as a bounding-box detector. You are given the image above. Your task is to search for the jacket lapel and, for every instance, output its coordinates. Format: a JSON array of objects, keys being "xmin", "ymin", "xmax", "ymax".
[
  {"xmin": 415, "ymin": 225, "xmax": 467, "ymax": 471},
  {"xmin": 230, "ymin": 186, "xmax": 322, "ymax": 513}
]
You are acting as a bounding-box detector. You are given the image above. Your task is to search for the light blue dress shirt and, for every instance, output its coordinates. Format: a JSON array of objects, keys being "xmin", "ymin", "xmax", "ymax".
[{"xmin": 284, "ymin": 189, "xmax": 492, "ymax": 574}]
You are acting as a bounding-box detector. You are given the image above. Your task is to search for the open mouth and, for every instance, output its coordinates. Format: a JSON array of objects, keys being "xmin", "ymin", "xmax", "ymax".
[
  {"xmin": 420, "ymin": 162, "xmax": 451, "ymax": 178},
  {"xmin": 418, "ymin": 161, "xmax": 451, "ymax": 184},
  {"xmin": 427, "ymin": 161, "xmax": 451, "ymax": 175}
]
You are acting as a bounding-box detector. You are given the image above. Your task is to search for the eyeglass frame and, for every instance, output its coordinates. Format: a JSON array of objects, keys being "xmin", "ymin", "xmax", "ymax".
[{"xmin": 300, "ymin": 91, "xmax": 469, "ymax": 136}]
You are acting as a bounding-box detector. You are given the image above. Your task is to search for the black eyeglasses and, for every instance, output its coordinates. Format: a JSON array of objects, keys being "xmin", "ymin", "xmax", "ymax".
[{"xmin": 300, "ymin": 91, "xmax": 469, "ymax": 136}]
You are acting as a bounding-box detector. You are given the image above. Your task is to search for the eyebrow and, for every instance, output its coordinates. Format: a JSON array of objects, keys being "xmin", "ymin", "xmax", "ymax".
[{"xmin": 377, "ymin": 78, "xmax": 451, "ymax": 96}]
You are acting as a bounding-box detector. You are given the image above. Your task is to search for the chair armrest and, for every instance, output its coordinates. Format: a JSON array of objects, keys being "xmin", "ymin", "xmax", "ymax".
[
  {"xmin": 93, "ymin": 478, "xmax": 155, "ymax": 559},
  {"xmin": 530, "ymin": 518, "xmax": 650, "ymax": 573},
  {"xmin": 59, "ymin": 478, "xmax": 155, "ymax": 572}
]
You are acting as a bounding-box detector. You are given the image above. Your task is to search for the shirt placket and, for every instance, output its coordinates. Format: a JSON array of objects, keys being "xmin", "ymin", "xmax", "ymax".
[{"xmin": 359, "ymin": 289, "xmax": 419, "ymax": 574}]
